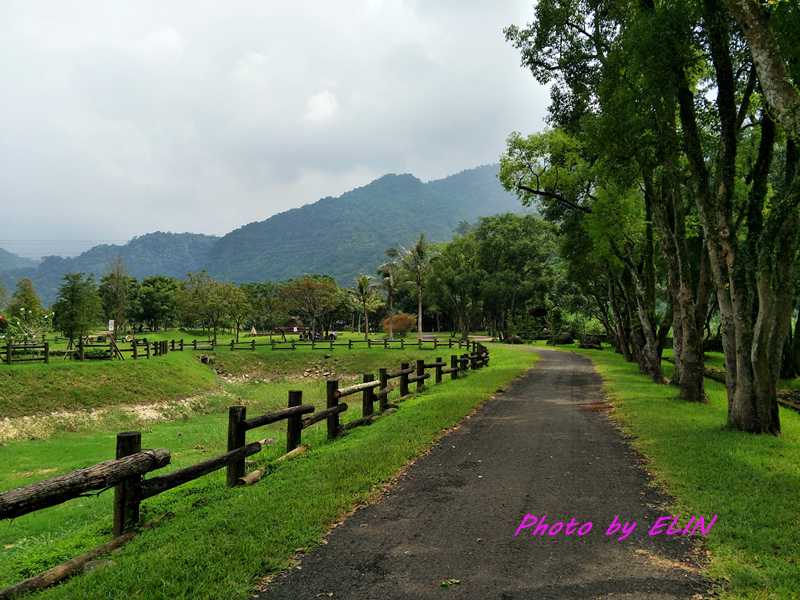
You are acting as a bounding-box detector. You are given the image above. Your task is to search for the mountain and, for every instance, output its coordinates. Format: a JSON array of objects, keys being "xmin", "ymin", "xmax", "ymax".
[
  {"xmin": 1, "ymin": 232, "xmax": 219, "ymax": 306},
  {"xmin": 203, "ymin": 164, "xmax": 522, "ymax": 285},
  {"xmin": 0, "ymin": 247, "xmax": 39, "ymax": 271}
]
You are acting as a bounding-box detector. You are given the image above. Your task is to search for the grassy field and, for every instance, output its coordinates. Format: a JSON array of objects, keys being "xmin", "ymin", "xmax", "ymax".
[
  {"xmin": 0, "ymin": 342, "xmax": 535, "ymax": 599},
  {"xmin": 534, "ymin": 342, "xmax": 800, "ymax": 600}
]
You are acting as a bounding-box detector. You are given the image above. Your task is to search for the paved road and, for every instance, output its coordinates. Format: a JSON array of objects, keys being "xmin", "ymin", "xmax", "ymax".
[{"xmin": 255, "ymin": 349, "xmax": 709, "ymax": 599}]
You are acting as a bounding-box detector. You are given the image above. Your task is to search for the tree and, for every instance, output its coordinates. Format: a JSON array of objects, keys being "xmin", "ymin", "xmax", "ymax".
[
  {"xmin": 349, "ymin": 275, "xmax": 379, "ymax": 341},
  {"xmin": 722, "ymin": 0, "xmax": 800, "ymax": 142},
  {"xmin": 386, "ymin": 234, "xmax": 437, "ymax": 336},
  {"xmin": 474, "ymin": 214, "xmax": 557, "ymax": 342},
  {"xmin": 52, "ymin": 273, "xmax": 103, "ymax": 345},
  {"xmin": 281, "ymin": 275, "xmax": 341, "ymax": 333},
  {"xmin": 99, "ymin": 254, "xmax": 132, "ymax": 339},
  {"xmin": 376, "ymin": 260, "xmax": 401, "ymax": 341},
  {"xmin": 176, "ymin": 272, "xmax": 229, "ymax": 344},
  {"xmin": 504, "ymin": 0, "xmax": 800, "ymax": 431},
  {"xmin": 223, "ymin": 284, "xmax": 250, "ymax": 342},
  {"xmin": 241, "ymin": 281, "xmax": 287, "ymax": 333},
  {"xmin": 137, "ymin": 275, "xmax": 179, "ymax": 332},
  {"xmin": 426, "ymin": 234, "xmax": 482, "ymax": 342},
  {"xmin": 7, "ymin": 278, "xmax": 43, "ymax": 319}
]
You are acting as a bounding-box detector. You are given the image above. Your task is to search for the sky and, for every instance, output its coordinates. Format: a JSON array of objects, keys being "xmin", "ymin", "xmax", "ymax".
[{"xmin": 0, "ymin": 1, "xmax": 548, "ymax": 260}]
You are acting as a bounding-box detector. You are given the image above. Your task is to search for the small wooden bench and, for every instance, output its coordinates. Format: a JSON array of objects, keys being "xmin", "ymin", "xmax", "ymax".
[{"xmin": 419, "ymin": 334, "xmax": 438, "ymax": 342}]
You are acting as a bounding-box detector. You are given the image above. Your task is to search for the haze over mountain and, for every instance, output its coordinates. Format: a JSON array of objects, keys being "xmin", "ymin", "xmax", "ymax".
[
  {"xmin": 1, "ymin": 233, "xmax": 219, "ymax": 307},
  {"xmin": 1, "ymin": 164, "xmax": 523, "ymax": 306}
]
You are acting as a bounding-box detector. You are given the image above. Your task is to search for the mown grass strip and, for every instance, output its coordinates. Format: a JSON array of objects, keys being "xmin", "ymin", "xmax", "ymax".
[
  {"xmin": 4, "ymin": 346, "xmax": 535, "ymax": 600},
  {"xmin": 550, "ymin": 344, "xmax": 800, "ymax": 600}
]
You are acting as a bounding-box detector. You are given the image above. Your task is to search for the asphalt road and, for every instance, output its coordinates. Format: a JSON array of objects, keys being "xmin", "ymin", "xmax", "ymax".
[{"xmin": 254, "ymin": 349, "xmax": 710, "ymax": 600}]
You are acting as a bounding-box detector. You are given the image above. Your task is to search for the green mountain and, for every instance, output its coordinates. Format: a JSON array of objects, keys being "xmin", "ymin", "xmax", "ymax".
[
  {"xmin": 0, "ymin": 247, "xmax": 39, "ymax": 272},
  {"xmin": 1, "ymin": 232, "xmax": 219, "ymax": 307},
  {"xmin": 203, "ymin": 164, "xmax": 522, "ymax": 284}
]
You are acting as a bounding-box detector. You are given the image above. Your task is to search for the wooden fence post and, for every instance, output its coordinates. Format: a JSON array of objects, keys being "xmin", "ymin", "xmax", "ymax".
[
  {"xmin": 401, "ymin": 338, "xmax": 405, "ymax": 350},
  {"xmin": 362, "ymin": 374, "xmax": 374, "ymax": 417},
  {"xmin": 435, "ymin": 356, "xmax": 442, "ymax": 384},
  {"xmin": 6, "ymin": 342, "xmax": 11, "ymax": 365},
  {"xmin": 226, "ymin": 406, "xmax": 247, "ymax": 487},
  {"xmin": 379, "ymin": 367, "xmax": 388, "ymax": 412},
  {"xmin": 132, "ymin": 342, "xmax": 138, "ymax": 360},
  {"xmin": 416, "ymin": 359, "xmax": 425, "ymax": 393},
  {"xmin": 450, "ymin": 355, "xmax": 458, "ymax": 380},
  {"xmin": 44, "ymin": 342, "xmax": 50, "ymax": 364},
  {"xmin": 287, "ymin": 391, "xmax": 303, "ymax": 452},
  {"xmin": 78, "ymin": 339, "xmax": 85, "ymax": 362},
  {"xmin": 327, "ymin": 380, "xmax": 340, "ymax": 439},
  {"xmin": 252, "ymin": 340, "xmax": 256, "ymax": 351},
  {"xmin": 113, "ymin": 431, "xmax": 141, "ymax": 537},
  {"xmin": 400, "ymin": 362, "xmax": 409, "ymax": 396},
  {"xmin": 348, "ymin": 339, "xmax": 352, "ymax": 350},
  {"xmin": 145, "ymin": 342, "xmax": 151, "ymax": 360},
  {"xmin": 179, "ymin": 339, "xmax": 184, "ymax": 351}
]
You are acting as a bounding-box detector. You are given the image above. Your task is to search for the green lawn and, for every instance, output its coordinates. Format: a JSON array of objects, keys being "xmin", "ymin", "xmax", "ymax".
[{"xmin": 0, "ymin": 345, "xmax": 535, "ymax": 599}]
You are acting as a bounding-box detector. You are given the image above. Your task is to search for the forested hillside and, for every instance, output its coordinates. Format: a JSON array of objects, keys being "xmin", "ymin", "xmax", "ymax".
[
  {"xmin": 203, "ymin": 164, "xmax": 522, "ymax": 284},
  {"xmin": 0, "ymin": 247, "xmax": 38, "ymax": 272},
  {"xmin": 1, "ymin": 232, "xmax": 219, "ymax": 306}
]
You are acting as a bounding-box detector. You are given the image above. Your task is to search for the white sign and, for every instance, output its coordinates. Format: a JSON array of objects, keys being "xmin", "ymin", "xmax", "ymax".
[{"xmin": 108, "ymin": 320, "xmax": 115, "ymax": 332}]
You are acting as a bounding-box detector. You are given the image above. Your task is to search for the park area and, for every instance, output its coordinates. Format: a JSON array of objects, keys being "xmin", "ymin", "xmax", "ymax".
[
  {"xmin": 0, "ymin": 330, "xmax": 528, "ymax": 599},
  {"xmin": 0, "ymin": 332, "xmax": 798, "ymax": 599}
]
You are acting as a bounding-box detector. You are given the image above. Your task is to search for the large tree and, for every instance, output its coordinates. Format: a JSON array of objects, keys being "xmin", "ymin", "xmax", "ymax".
[
  {"xmin": 52, "ymin": 273, "xmax": 103, "ymax": 345},
  {"xmin": 281, "ymin": 275, "xmax": 341, "ymax": 334},
  {"xmin": 504, "ymin": 0, "xmax": 800, "ymax": 432},
  {"xmin": 349, "ymin": 275, "xmax": 379, "ymax": 341},
  {"xmin": 7, "ymin": 277, "xmax": 43, "ymax": 319},
  {"xmin": 99, "ymin": 254, "xmax": 133, "ymax": 339},
  {"xmin": 386, "ymin": 234, "xmax": 437, "ymax": 336}
]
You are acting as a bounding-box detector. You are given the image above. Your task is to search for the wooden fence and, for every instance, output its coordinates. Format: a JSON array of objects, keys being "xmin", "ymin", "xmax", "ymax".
[
  {"xmin": 0, "ymin": 344, "xmax": 489, "ymax": 598},
  {"xmin": 2, "ymin": 336, "xmax": 478, "ymax": 366}
]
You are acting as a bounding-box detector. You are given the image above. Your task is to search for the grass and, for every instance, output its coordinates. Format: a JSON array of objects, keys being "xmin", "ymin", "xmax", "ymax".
[
  {"xmin": 533, "ymin": 342, "xmax": 800, "ymax": 600},
  {"xmin": 0, "ymin": 345, "xmax": 536, "ymax": 599}
]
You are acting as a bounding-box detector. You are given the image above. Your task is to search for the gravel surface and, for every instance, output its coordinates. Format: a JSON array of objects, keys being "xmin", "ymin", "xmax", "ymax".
[{"xmin": 255, "ymin": 349, "xmax": 711, "ymax": 599}]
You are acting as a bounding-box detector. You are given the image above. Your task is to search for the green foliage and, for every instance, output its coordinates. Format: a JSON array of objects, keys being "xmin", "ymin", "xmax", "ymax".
[
  {"xmin": 52, "ymin": 273, "xmax": 104, "ymax": 342},
  {"xmin": 383, "ymin": 314, "xmax": 416, "ymax": 337},
  {"xmin": 7, "ymin": 277, "xmax": 43, "ymax": 318},
  {"xmin": 137, "ymin": 275, "xmax": 179, "ymax": 331},
  {"xmin": 281, "ymin": 275, "xmax": 341, "ymax": 331}
]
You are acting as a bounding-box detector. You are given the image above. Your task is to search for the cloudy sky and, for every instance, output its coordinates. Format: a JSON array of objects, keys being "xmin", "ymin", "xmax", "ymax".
[{"xmin": 0, "ymin": 1, "xmax": 548, "ymax": 260}]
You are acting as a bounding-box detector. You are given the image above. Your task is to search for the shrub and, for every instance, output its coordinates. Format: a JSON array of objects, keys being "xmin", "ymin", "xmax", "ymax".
[{"xmin": 383, "ymin": 314, "xmax": 416, "ymax": 337}]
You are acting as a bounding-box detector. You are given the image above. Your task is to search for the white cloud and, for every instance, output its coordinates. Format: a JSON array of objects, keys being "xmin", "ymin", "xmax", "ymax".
[
  {"xmin": 304, "ymin": 90, "xmax": 339, "ymax": 122},
  {"xmin": 0, "ymin": 0, "xmax": 549, "ymax": 259}
]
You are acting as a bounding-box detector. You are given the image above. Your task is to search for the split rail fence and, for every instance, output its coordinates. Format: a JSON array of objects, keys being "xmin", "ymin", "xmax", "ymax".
[
  {"xmin": 0, "ymin": 343, "xmax": 489, "ymax": 598},
  {"xmin": 2, "ymin": 337, "xmax": 475, "ymax": 366}
]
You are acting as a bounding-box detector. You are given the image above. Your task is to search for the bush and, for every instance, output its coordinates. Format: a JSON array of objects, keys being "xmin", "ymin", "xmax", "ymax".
[{"xmin": 383, "ymin": 314, "xmax": 416, "ymax": 337}]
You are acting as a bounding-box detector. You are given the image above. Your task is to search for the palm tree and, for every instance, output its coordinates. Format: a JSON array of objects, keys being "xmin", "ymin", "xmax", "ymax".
[
  {"xmin": 349, "ymin": 274, "xmax": 378, "ymax": 341},
  {"xmin": 376, "ymin": 260, "xmax": 400, "ymax": 340},
  {"xmin": 385, "ymin": 234, "xmax": 437, "ymax": 336}
]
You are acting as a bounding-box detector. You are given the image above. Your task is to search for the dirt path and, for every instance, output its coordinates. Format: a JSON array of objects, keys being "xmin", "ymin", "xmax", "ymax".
[{"xmin": 255, "ymin": 349, "xmax": 710, "ymax": 599}]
